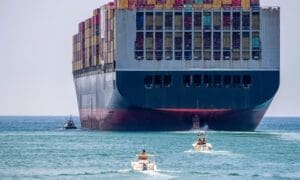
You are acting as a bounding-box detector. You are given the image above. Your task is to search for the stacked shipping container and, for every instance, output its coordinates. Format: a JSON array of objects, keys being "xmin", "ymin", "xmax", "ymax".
[
  {"xmin": 73, "ymin": 0, "xmax": 261, "ymax": 72},
  {"xmin": 72, "ymin": 3, "xmax": 116, "ymax": 73},
  {"xmin": 116, "ymin": 0, "xmax": 258, "ymax": 10}
]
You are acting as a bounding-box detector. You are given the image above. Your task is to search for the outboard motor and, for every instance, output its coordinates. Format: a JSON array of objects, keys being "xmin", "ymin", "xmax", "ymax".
[{"xmin": 142, "ymin": 163, "xmax": 147, "ymax": 171}]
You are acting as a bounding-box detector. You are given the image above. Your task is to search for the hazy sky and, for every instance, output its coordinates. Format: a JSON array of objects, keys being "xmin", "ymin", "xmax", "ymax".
[{"xmin": 0, "ymin": 0, "xmax": 299, "ymax": 116}]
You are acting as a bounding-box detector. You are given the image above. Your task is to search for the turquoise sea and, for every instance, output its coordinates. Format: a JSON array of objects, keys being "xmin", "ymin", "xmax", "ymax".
[{"xmin": 0, "ymin": 117, "xmax": 299, "ymax": 179}]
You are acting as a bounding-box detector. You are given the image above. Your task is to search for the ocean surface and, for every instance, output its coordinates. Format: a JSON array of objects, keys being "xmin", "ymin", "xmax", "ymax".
[{"xmin": 0, "ymin": 117, "xmax": 299, "ymax": 179}]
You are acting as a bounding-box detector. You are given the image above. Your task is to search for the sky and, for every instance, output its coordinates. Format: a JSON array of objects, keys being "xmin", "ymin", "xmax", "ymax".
[{"xmin": 0, "ymin": 0, "xmax": 299, "ymax": 116}]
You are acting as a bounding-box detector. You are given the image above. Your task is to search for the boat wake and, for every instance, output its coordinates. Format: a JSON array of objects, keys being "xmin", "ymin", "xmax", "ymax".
[
  {"xmin": 211, "ymin": 150, "xmax": 243, "ymax": 157},
  {"xmin": 117, "ymin": 169, "xmax": 131, "ymax": 173},
  {"xmin": 278, "ymin": 132, "xmax": 300, "ymax": 141},
  {"xmin": 184, "ymin": 149, "xmax": 242, "ymax": 157},
  {"xmin": 139, "ymin": 170, "xmax": 175, "ymax": 179}
]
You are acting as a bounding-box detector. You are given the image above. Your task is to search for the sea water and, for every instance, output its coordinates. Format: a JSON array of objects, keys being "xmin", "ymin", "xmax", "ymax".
[{"xmin": 0, "ymin": 116, "xmax": 299, "ymax": 179}]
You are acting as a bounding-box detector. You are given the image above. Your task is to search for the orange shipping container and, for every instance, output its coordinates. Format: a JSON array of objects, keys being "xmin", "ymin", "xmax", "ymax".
[
  {"xmin": 241, "ymin": 0, "xmax": 250, "ymax": 9},
  {"xmin": 117, "ymin": 0, "xmax": 129, "ymax": 9},
  {"xmin": 222, "ymin": 0, "xmax": 231, "ymax": 5},
  {"xmin": 166, "ymin": 0, "xmax": 175, "ymax": 4},
  {"xmin": 213, "ymin": 0, "xmax": 222, "ymax": 9},
  {"xmin": 222, "ymin": 0, "xmax": 232, "ymax": 6},
  {"xmin": 147, "ymin": 0, "xmax": 156, "ymax": 5},
  {"xmin": 165, "ymin": 3, "xmax": 173, "ymax": 9}
]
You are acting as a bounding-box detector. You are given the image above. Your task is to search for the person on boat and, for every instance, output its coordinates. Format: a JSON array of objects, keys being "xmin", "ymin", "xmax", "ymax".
[
  {"xmin": 203, "ymin": 137, "xmax": 206, "ymax": 144},
  {"xmin": 138, "ymin": 149, "xmax": 148, "ymax": 161},
  {"xmin": 197, "ymin": 138, "xmax": 204, "ymax": 145}
]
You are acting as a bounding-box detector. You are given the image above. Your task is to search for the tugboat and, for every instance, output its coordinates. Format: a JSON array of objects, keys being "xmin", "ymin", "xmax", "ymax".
[
  {"xmin": 192, "ymin": 132, "xmax": 213, "ymax": 152},
  {"xmin": 64, "ymin": 116, "xmax": 77, "ymax": 129}
]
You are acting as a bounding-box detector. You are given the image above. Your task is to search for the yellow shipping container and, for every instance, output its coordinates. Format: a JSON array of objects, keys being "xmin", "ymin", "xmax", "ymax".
[
  {"xmin": 88, "ymin": 38, "xmax": 93, "ymax": 48},
  {"xmin": 222, "ymin": 0, "xmax": 231, "ymax": 5},
  {"xmin": 108, "ymin": 9, "xmax": 114, "ymax": 19},
  {"xmin": 155, "ymin": 4, "xmax": 164, "ymax": 9},
  {"xmin": 203, "ymin": 4, "xmax": 212, "ymax": 9},
  {"xmin": 91, "ymin": 36, "xmax": 99, "ymax": 46},
  {"xmin": 77, "ymin": 61, "xmax": 80, "ymax": 70},
  {"xmin": 213, "ymin": 0, "xmax": 222, "ymax": 9},
  {"xmin": 85, "ymin": 29, "xmax": 92, "ymax": 38},
  {"xmin": 147, "ymin": 0, "xmax": 156, "ymax": 5},
  {"xmin": 241, "ymin": 0, "xmax": 250, "ymax": 10},
  {"xmin": 193, "ymin": 4, "xmax": 203, "ymax": 9},
  {"xmin": 77, "ymin": 43, "xmax": 81, "ymax": 52},
  {"xmin": 75, "ymin": 61, "xmax": 78, "ymax": 71},
  {"xmin": 103, "ymin": 42, "xmax": 108, "ymax": 52},
  {"xmin": 85, "ymin": 38, "xmax": 89, "ymax": 48},
  {"xmin": 92, "ymin": 56, "xmax": 96, "ymax": 66}
]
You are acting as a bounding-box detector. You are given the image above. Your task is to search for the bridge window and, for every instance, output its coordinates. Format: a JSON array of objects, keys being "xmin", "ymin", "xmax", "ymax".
[
  {"xmin": 242, "ymin": 75, "xmax": 251, "ymax": 88},
  {"xmin": 233, "ymin": 75, "xmax": 241, "ymax": 88},
  {"xmin": 204, "ymin": 75, "xmax": 212, "ymax": 88},
  {"xmin": 183, "ymin": 75, "xmax": 191, "ymax": 87},
  {"xmin": 224, "ymin": 75, "xmax": 231, "ymax": 88},
  {"xmin": 163, "ymin": 75, "xmax": 172, "ymax": 88},
  {"xmin": 154, "ymin": 75, "xmax": 162, "ymax": 88},
  {"xmin": 193, "ymin": 75, "xmax": 202, "ymax": 87},
  {"xmin": 214, "ymin": 75, "xmax": 222, "ymax": 87},
  {"xmin": 144, "ymin": 76, "xmax": 153, "ymax": 89}
]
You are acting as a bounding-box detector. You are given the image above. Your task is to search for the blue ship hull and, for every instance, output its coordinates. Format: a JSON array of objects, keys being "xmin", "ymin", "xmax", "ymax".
[{"xmin": 74, "ymin": 69, "xmax": 279, "ymax": 131}]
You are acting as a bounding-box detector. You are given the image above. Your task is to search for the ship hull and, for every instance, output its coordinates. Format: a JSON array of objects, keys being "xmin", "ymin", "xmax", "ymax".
[
  {"xmin": 79, "ymin": 108, "xmax": 267, "ymax": 131},
  {"xmin": 74, "ymin": 69, "xmax": 279, "ymax": 131}
]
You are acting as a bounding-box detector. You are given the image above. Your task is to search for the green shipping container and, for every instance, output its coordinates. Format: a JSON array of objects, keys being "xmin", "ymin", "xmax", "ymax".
[{"xmin": 194, "ymin": 0, "xmax": 203, "ymax": 4}]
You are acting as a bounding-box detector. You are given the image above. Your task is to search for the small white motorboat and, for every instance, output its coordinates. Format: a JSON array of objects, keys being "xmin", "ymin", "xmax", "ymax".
[
  {"xmin": 192, "ymin": 131, "xmax": 213, "ymax": 152},
  {"xmin": 131, "ymin": 154, "xmax": 157, "ymax": 171}
]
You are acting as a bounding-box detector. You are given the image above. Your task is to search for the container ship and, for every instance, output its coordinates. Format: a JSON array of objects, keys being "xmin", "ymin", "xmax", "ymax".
[{"xmin": 72, "ymin": 0, "xmax": 280, "ymax": 131}]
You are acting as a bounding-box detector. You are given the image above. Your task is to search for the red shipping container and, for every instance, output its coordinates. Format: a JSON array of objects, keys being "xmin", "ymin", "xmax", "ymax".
[
  {"xmin": 175, "ymin": 0, "xmax": 184, "ymax": 5},
  {"xmin": 79, "ymin": 22, "xmax": 85, "ymax": 33},
  {"xmin": 251, "ymin": 0, "xmax": 259, "ymax": 5},
  {"xmin": 145, "ymin": 4, "xmax": 155, "ymax": 9},
  {"xmin": 173, "ymin": 4, "xmax": 183, "ymax": 9},
  {"xmin": 93, "ymin": 8, "xmax": 100, "ymax": 15},
  {"xmin": 232, "ymin": 0, "xmax": 241, "ymax": 7},
  {"xmin": 137, "ymin": 0, "xmax": 147, "ymax": 5},
  {"xmin": 135, "ymin": 4, "xmax": 145, "ymax": 9},
  {"xmin": 92, "ymin": 15, "xmax": 100, "ymax": 25},
  {"xmin": 108, "ymin": 2, "xmax": 115, "ymax": 9},
  {"xmin": 203, "ymin": 0, "xmax": 212, "ymax": 3},
  {"xmin": 156, "ymin": 0, "xmax": 166, "ymax": 4},
  {"xmin": 128, "ymin": 0, "xmax": 137, "ymax": 9}
]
